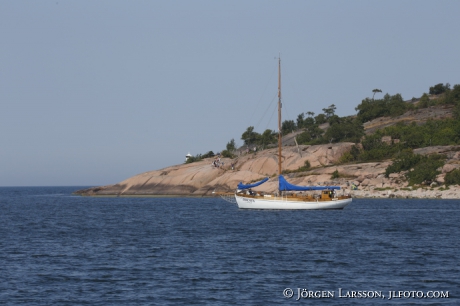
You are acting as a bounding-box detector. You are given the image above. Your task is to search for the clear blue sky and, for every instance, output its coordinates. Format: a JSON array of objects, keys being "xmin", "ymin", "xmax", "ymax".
[{"xmin": 1, "ymin": 1, "xmax": 459, "ymax": 186}]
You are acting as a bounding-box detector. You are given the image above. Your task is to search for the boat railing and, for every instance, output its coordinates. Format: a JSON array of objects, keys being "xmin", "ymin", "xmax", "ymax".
[{"xmin": 220, "ymin": 193, "xmax": 237, "ymax": 203}]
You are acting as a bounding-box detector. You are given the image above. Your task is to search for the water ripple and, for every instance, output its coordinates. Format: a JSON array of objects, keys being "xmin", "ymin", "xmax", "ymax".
[{"xmin": 0, "ymin": 188, "xmax": 459, "ymax": 305}]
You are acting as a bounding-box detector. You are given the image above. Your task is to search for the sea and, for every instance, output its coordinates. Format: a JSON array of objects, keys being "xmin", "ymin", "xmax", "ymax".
[{"xmin": 0, "ymin": 186, "xmax": 459, "ymax": 305}]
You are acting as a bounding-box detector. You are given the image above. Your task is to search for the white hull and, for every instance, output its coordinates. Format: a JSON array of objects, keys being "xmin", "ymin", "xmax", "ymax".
[{"xmin": 235, "ymin": 194, "xmax": 352, "ymax": 210}]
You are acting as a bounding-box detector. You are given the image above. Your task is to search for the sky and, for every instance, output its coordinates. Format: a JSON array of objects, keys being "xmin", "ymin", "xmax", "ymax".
[{"xmin": 1, "ymin": 1, "xmax": 460, "ymax": 186}]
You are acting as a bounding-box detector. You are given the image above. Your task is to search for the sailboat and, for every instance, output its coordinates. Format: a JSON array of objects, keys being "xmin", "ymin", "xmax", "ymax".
[{"xmin": 232, "ymin": 57, "xmax": 352, "ymax": 210}]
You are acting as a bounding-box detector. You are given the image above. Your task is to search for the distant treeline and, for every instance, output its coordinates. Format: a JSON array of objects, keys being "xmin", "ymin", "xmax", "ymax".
[{"xmin": 238, "ymin": 82, "xmax": 460, "ymax": 148}]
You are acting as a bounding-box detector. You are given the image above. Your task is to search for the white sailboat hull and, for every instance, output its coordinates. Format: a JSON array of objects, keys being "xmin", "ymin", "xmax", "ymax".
[{"xmin": 235, "ymin": 194, "xmax": 352, "ymax": 210}]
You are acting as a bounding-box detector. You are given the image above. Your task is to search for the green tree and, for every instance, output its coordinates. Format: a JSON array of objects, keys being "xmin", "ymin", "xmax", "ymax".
[
  {"xmin": 259, "ymin": 129, "xmax": 277, "ymax": 147},
  {"xmin": 355, "ymin": 93, "xmax": 410, "ymax": 123},
  {"xmin": 429, "ymin": 83, "xmax": 450, "ymax": 95},
  {"xmin": 355, "ymin": 98, "xmax": 382, "ymax": 122},
  {"xmin": 359, "ymin": 131, "xmax": 399, "ymax": 161},
  {"xmin": 311, "ymin": 124, "xmax": 323, "ymax": 136},
  {"xmin": 315, "ymin": 113, "xmax": 327, "ymax": 124},
  {"xmin": 450, "ymin": 84, "xmax": 460, "ymax": 105},
  {"xmin": 303, "ymin": 116, "xmax": 316, "ymax": 128},
  {"xmin": 322, "ymin": 104, "xmax": 336, "ymax": 118},
  {"xmin": 324, "ymin": 117, "xmax": 364, "ymax": 143},
  {"xmin": 226, "ymin": 139, "xmax": 236, "ymax": 151},
  {"xmin": 296, "ymin": 113, "xmax": 305, "ymax": 129},
  {"xmin": 324, "ymin": 124, "xmax": 342, "ymax": 143},
  {"xmin": 241, "ymin": 126, "xmax": 260, "ymax": 145},
  {"xmin": 327, "ymin": 114, "xmax": 341, "ymax": 125},
  {"xmin": 430, "ymin": 83, "xmax": 460, "ymax": 106},
  {"xmin": 202, "ymin": 151, "xmax": 215, "ymax": 158},
  {"xmin": 349, "ymin": 145, "xmax": 361, "ymax": 161},
  {"xmin": 386, "ymin": 93, "xmax": 410, "ymax": 117},
  {"xmin": 281, "ymin": 120, "xmax": 296, "ymax": 135},
  {"xmin": 296, "ymin": 131, "xmax": 311, "ymax": 144},
  {"xmin": 405, "ymin": 129, "xmax": 425, "ymax": 148},
  {"xmin": 418, "ymin": 93, "xmax": 430, "ymax": 108},
  {"xmin": 372, "ymin": 88, "xmax": 382, "ymax": 100}
]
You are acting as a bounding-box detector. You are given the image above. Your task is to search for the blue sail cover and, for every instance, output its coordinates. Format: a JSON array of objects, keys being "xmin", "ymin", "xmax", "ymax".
[
  {"xmin": 278, "ymin": 175, "xmax": 340, "ymax": 191},
  {"xmin": 237, "ymin": 177, "xmax": 269, "ymax": 190}
]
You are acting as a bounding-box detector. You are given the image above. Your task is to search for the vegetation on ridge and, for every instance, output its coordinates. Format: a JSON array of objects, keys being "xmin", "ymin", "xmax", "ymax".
[
  {"xmin": 186, "ymin": 82, "xmax": 460, "ymax": 186},
  {"xmin": 235, "ymin": 81, "xmax": 460, "ymax": 149},
  {"xmin": 385, "ymin": 150, "xmax": 445, "ymax": 185}
]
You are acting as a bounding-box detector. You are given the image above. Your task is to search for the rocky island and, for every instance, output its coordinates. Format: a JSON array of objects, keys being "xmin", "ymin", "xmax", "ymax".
[
  {"xmin": 75, "ymin": 142, "xmax": 460, "ymax": 199},
  {"xmin": 76, "ymin": 84, "xmax": 460, "ymax": 199}
]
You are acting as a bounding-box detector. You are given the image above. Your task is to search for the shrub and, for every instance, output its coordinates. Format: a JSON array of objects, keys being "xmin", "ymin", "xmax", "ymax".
[
  {"xmin": 185, "ymin": 150, "xmax": 215, "ymax": 164},
  {"xmin": 331, "ymin": 169, "xmax": 340, "ymax": 179},
  {"xmin": 202, "ymin": 151, "xmax": 215, "ymax": 159},
  {"xmin": 298, "ymin": 160, "xmax": 311, "ymax": 171},
  {"xmin": 185, "ymin": 154, "xmax": 201, "ymax": 164},
  {"xmin": 296, "ymin": 131, "xmax": 312, "ymax": 144},
  {"xmin": 339, "ymin": 152, "xmax": 354, "ymax": 163},
  {"xmin": 429, "ymin": 83, "xmax": 450, "ymax": 95},
  {"xmin": 226, "ymin": 139, "xmax": 236, "ymax": 151},
  {"xmin": 355, "ymin": 93, "xmax": 410, "ymax": 123},
  {"xmin": 221, "ymin": 150, "xmax": 235, "ymax": 159},
  {"xmin": 417, "ymin": 93, "xmax": 431, "ymax": 109},
  {"xmin": 405, "ymin": 154, "xmax": 445, "ymax": 185},
  {"xmin": 385, "ymin": 150, "xmax": 421, "ymax": 177},
  {"xmin": 385, "ymin": 151, "xmax": 445, "ymax": 185},
  {"xmin": 445, "ymin": 169, "xmax": 460, "ymax": 185}
]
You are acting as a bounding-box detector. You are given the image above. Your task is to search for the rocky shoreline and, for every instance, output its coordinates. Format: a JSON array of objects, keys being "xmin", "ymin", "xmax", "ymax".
[
  {"xmin": 75, "ymin": 143, "xmax": 460, "ymax": 200},
  {"xmin": 351, "ymin": 186, "xmax": 460, "ymax": 199}
]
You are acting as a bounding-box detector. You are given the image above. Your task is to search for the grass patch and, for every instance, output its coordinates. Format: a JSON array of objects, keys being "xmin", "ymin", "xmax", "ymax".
[{"xmin": 373, "ymin": 187, "xmax": 393, "ymax": 191}]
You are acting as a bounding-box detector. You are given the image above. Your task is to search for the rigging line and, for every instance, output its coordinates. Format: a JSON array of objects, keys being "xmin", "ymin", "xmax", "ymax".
[
  {"xmin": 254, "ymin": 91, "xmax": 278, "ymax": 132},
  {"xmin": 282, "ymin": 98, "xmax": 294, "ymax": 127},
  {"xmin": 248, "ymin": 63, "xmax": 277, "ymax": 128},
  {"xmin": 265, "ymin": 99, "xmax": 278, "ymax": 132},
  {"xmin": 280, "ymin": 68, "xmax": 301, "ymax": 131}
]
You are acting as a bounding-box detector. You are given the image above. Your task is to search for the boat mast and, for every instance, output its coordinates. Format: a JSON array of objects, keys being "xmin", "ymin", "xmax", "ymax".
[{"xmin": 278, "ymin": 55, "xmax": 282, "ymax": 178}]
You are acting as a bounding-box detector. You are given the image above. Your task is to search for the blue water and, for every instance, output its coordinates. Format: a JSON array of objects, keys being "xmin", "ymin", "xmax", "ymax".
[{"xmin": 0, "ymin": 187, "xmax": 459, "ymax": 305}]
